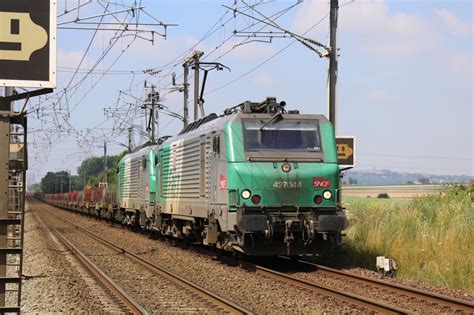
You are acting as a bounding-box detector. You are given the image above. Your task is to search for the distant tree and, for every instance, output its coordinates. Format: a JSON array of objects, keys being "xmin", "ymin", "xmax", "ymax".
[
  {"xmin": 28, "ymin": 183, "xmax": 41, "ymax": 192},
  {"xmin": 85, "ymin": 151, "xmax": 127, "ymax": 188},
  {"xmin": 417, "ymin": 177, "xmax": 431, "ymax": 185},
  {"xmin": 77, "ymin": 157, "xmax": 106, "ymax": 185},
  {"xmin": 348, "ymin": 177, "xmax": 358, "ymax": 185},
  {"xmin": 406, "ymin": 181, "xmax": 414, "ymax": 185},
  {"xmin": 41, "ymin": 151, "xmax": 128, "ymax": 192},
  {"xmin": 70, "ymin": 175, "xmax": 83, "ymax": 191},
  {"xmin": 40, "ymin": 171, "xmax": 70, "ymax": 194},
  {"xmin": 377, "ymin": 193, "xmax": 390, "ymax": 199}
]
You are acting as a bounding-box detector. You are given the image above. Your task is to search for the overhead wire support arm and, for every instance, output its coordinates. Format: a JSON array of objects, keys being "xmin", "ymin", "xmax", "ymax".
[
  {"xmin": 57, "ymin": 3, "xmax": 177, "ymax": 41},
  {"xmin": 57, "ymin": 6, "xmax": 146, "ymax": 26},
  {"xmin": 223, "ymin": 3, "xmax": 330, "ymax": 57},
  {"xmin": 58, "ymin": 0, "xmax": 93, "ymax": 18}
]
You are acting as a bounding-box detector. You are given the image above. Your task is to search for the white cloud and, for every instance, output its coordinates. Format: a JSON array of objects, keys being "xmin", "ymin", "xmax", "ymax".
[
  {"xmin": 367, "ymin": 88, "xmax": 396, "ymax": 104},
  {"xmin": 57, "ymin": 50, "xmax": 84, "ymax": 68},
  {"xmin": 293, "ymin": 0, "xmax": 440, "ymax": 58},
  {"xmin": 447, "ymin": 53, "xmax": 473, "ymax": 75},
  {"xmin": 292, "ymin": 0, "xmax": 328, "ymax": 36},
  {"xmin": 250, "ymin": 73, "xmax": 276, "ymax": 86},
  {"xmin": 434, "ymin": 9, "xmax": 473, "ymax": 38}
]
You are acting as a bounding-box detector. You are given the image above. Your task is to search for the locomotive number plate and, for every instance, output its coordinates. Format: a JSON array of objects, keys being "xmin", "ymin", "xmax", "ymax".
[{"xmin": 273, "ymin": 181, "xmax": 302, "ymax": 189}]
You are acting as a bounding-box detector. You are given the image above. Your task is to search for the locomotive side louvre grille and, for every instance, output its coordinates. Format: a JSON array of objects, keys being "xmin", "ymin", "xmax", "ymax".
[
  {"xmin": 164, "ymin": 138, "xmax": 201, "ymax": 198},
  {"xmin": 160, "ymin": 137, "xmax": 211, "ymax": 199},
  {"xmin": 201, "ymin": 138, "xmax": 211, "ymax": 198},
  {"xmin": 122, "ymin": 158, "xmax": 140, "ymax": 200},
  {"xmin": 200, "ymin": 143, "xmax": 205, "ymax": 196}
]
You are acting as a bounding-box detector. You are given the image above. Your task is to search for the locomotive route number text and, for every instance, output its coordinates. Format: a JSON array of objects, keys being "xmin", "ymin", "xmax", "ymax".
[{"xmin": 273, "ymin": 181, "xmax": 302, "ymax": 189}]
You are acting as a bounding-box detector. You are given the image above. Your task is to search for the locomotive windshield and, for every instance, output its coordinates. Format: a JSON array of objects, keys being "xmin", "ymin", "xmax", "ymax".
[{"xmin": 243, "ymin": 119, "xmax": 321, "ymax": 152}]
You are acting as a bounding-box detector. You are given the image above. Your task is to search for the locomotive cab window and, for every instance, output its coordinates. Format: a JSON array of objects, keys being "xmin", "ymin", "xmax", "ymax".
[{"xmin": 243, "ymin": 119, "xmax": 321, "ymax": 152}]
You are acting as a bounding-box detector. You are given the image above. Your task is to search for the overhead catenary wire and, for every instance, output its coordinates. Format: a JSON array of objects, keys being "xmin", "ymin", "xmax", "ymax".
[{"xmin": 205, "ymin": 11, "xmax": 330, "ymax": 95}]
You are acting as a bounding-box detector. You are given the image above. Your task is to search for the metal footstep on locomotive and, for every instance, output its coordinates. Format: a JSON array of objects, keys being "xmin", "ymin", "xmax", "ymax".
[{"xmin": 37, "ymin": 97, "xmax": 350, "ymax": 258}]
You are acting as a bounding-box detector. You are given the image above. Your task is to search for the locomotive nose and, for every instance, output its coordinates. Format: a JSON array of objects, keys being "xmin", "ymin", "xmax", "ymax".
[{"xmin": 233, "ymin": 162, "xmax": 338, "ymax": 208}]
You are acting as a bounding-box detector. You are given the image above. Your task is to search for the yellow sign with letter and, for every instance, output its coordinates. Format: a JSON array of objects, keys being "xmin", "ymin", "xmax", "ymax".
[
  {"xmin": 0, "ymin": 12, "xmax": 48, "ymax": 61},
  {"xmin": 336, "ymin": 137, "xmax": 355, "ymax": 167}
]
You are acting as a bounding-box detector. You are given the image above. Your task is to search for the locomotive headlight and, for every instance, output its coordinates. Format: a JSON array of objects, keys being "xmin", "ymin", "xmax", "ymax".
[
  {"xmin": 323, "ymin": 190, "xmax": 332, "ymax": 200},
  {"xmin": 282, "ymin": 163, "xmax": 291, "ymax": 172},
  {"xmin": 241, "ymin": 189, "xmax": 251, "ymax": 199}
]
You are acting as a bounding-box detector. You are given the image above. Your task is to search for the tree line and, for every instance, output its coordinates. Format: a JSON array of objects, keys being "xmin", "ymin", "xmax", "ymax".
[{"xmin": 35, "ymin": 151, "xmax": 127, "ymax": 193}]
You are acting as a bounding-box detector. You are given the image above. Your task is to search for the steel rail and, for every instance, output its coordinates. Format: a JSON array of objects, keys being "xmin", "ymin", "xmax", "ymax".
[
  {"xmin": 239, "ymin": 262, "xmax": 411, "ymax": 315},
  {"xmin": 50, "ymin": 206, "xmax": 407, "ymax": 314},
  {"xmin": 163, "ymin": 243, "xmax": 411, "ymax": 314},
  {"xmin": 46, "ymin": 210, "xmax": 253, "ymax": 315},
  {"xmin": 40, "ymin": 199, "xmax": 470, "ymax": 314},
  {"xmin": 33, "ymin": 212, "xmax": 148, "ymax": 314},
  {"xmin": 295, "ymin": 258, "xmax": 474, "ymax": 313}
]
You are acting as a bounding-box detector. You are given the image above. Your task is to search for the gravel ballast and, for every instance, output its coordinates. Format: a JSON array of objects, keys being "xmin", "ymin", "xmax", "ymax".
[
  {"xmin": 24, "ymin": 200, "xmax": 474, "ymax": 313},
  {"xmin": 21, "ymin": 202, "xmax": 127, "ymax": 313},
  {"xmin": 32, "ymin": 202, "xmax": 367, "ymax": 313}
]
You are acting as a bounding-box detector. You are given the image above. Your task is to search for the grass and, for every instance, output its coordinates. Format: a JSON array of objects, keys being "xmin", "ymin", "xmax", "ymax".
[{"xmin": 342, "ymin": 184, "xmax": 474, "ymax": 293}]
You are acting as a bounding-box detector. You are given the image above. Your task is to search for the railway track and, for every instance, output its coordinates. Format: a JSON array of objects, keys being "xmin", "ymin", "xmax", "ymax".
[
  {"xmin": 237, "ymin": 260, "xmax": 410, "ymax": 314},
  {"xmin": 184, "ymin": 247, "xmax": 473, "ymax": 314},
  {"xmin": 292, "ymin": 257, "xmax": 474, "ymax": 314},
  {"xmin": 34, "ymin": 199, "xmax": 474, "ymax": 314},
  {"xmin": 36, "ymin": 205, "xmax": 252, "ymax": 314},
  {"xmin": 34, "ymin": 212, "xmax": 147, "ymax": 314}
]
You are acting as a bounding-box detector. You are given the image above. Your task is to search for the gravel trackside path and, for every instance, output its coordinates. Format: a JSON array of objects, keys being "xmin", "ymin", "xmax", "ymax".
[{"xmin": 21, "ymin": 201, "xmax": 124, "ymax": 313}]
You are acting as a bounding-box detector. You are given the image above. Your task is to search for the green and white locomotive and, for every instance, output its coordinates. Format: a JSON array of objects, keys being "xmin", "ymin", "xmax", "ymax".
[
  {"xmin": 117, "ymin": 97, "xmax": 348, "ymax": 256},
  {"xmin": 116, "ymin": 143, "xmax": 158, "ymax": 225}
]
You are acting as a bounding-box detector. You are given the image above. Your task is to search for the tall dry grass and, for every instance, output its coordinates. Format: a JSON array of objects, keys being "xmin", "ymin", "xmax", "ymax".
[{"xmin": 343, "ymin": 184, "xmax": 473, "ymax": 293}]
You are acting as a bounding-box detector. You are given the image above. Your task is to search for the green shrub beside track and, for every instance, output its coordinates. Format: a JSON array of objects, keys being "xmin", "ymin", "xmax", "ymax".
[{"xmin": 343, "ymin": 184, "xmax": 474, "ymax": 293}]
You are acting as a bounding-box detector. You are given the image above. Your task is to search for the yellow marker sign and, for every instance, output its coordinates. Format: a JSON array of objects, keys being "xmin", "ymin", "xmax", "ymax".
[
  {"xmin": 336, "ymin": 136, "xmax": 355, "ymax": 167},
  {"xmin": 337, "ymin": 144, "xmax": 353, "ymax": 160},
  {"xmin": 0, "ymin": 12, "xmax": 48, "ymax": 61}
]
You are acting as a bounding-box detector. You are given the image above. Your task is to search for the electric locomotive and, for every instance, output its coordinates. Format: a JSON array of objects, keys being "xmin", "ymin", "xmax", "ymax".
[
  {"xmin": 152, "ymin": 97, "xmax": 347, "ymax": 255},
  {"xmin": 115, "ymin": 143, "xmax": 158, "ymax": 226}
]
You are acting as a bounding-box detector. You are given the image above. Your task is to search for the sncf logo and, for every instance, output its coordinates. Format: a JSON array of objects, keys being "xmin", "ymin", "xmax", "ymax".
[{"xmin": 312, "ymin": 178, "xmax": 331, "ymax": 188}]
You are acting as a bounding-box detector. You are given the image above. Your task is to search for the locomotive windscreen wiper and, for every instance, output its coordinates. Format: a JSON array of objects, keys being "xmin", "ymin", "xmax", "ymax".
[{"xmin": 260, "ymin": 112, "xmax": 283, "ymax": 131}]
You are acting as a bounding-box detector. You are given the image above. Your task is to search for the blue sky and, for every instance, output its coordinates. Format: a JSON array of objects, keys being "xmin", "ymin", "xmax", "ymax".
[{"xmin": 23, "ymin": 0, "xmax": 473, "ymax": 184}]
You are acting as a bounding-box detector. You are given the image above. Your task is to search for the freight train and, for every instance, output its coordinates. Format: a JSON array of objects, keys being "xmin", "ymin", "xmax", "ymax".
[{"xmin": 39, "ymin": 97, "xmax": 348, "ymax": 256}]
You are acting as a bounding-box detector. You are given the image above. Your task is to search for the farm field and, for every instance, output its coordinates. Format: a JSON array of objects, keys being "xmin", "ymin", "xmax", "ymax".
[
  {"xmin": 342, "ymin": 184, "xmax": 444, "ymax": 198},
  {"xmin": 341, "ymin": 184, "xmax": 474, "ymax": 293}
]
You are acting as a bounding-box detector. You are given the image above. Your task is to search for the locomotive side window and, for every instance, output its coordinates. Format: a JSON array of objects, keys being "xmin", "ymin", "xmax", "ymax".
[{"xmin": 243, "ymin": 119, "xmax": 321, "ymax": 152}]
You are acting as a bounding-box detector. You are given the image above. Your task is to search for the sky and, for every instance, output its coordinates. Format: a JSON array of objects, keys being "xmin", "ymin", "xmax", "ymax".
[{"xmin": 14, "ymin": 0, "xmax": 473, "ymax": 185}]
